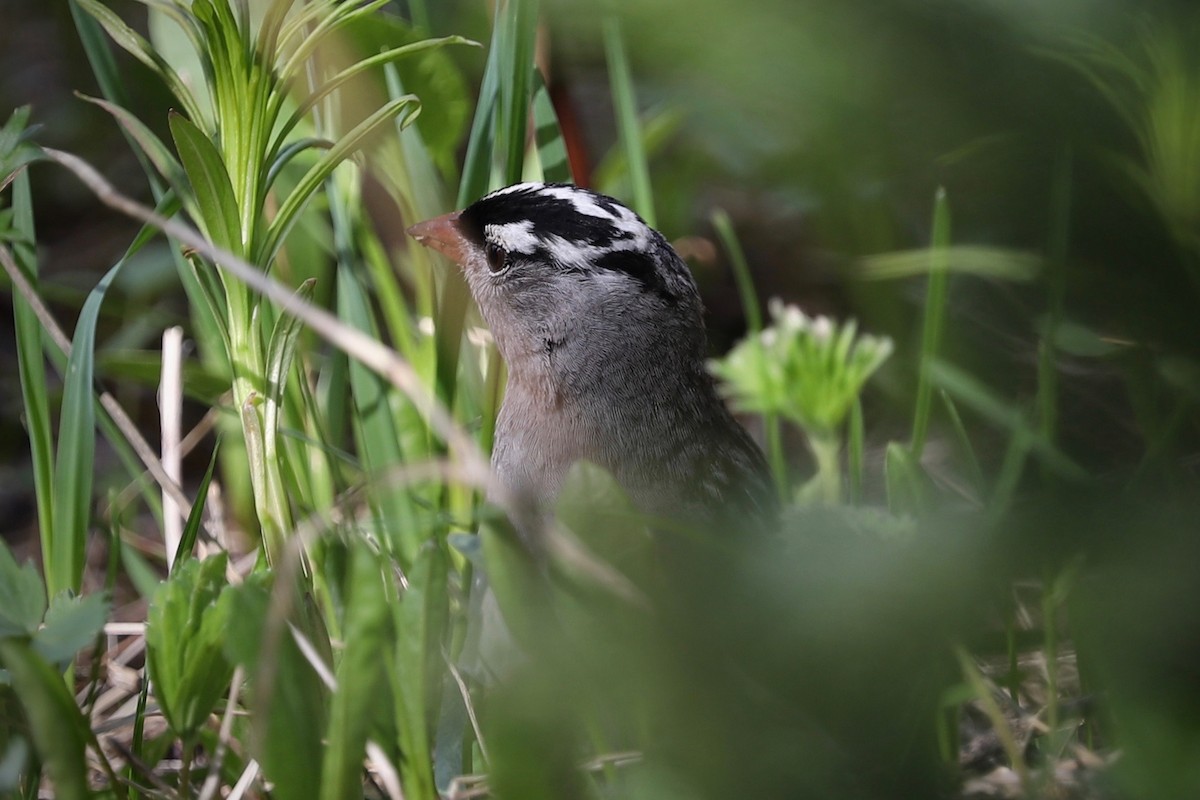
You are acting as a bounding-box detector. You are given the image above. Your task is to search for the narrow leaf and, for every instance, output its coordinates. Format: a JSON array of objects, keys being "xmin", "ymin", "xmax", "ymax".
[
  {"xmin": 259, "ymin": 96, "xmax": 420, "ymax": 264},
  {"xmin": 172, "ymin": 439, "xmax": 222, "ymax": 573},
  {"xmin": 169, "ymin": 112, "xmax": 243, "ymax": 254},
  {"xmin": 530, "ymin": 70, "xmax": 573, "ymax": 183},
  {"xmin": 603, "ymin": 13, "xmax": 654, "ymax": 225},
  {"xmin": 9, "ymin": 173, "xmax": 56, "ymax": 567},
  {"xmin": 73, "ymin": 0, "xmax": 207, "ymax": 125}
]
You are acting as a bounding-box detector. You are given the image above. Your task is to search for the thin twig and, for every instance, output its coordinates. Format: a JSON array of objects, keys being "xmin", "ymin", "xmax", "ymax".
[
  {"xmin": 444, "ymin": 650, "xmax": 489, "ymax": 764},
  {"xmin": 161, "ymin": 326, "xmax": 184, "ymax": 568},
  {"xmin": 196, "ymin": 666, "xmax": 244, "ymax": 800}
]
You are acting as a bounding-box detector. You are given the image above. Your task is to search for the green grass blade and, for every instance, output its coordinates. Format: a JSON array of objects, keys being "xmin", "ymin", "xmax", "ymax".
[
  {"xmin": 910, "ymin": 187, "xmax": 951, "ymax": 460},
  {"xmin": 73, "ymin": 0, "xmax": 207, "ymax": 126},
  {"xmin": 172, "ymin": 439, "xmax": 222, "ymax": 573},
  {"xmin": 319, "ymin": 545, "xmax": 390, "ymax": 800},
  {"xmin": 259, "ymin": 96, "xmax": 420, "ymax": 264},
  {"xmin": 456, "ymin": 24, "xmax": 500, "ymax": 207},
  {"xmin": 337, "ymin": 264, "xmax": 422, "ymax": 564},
  {"xmin": 496, "ymin": 0, "xmax": 539, "ymax": 185},
  {"xmin": 927, "ymin": 358, "xmax": 1088, "ymax": 481},
  {"xmin": 592, "ymin": 106, "xmax": 682, "ymax": 196},
  {"xmin": 50, "ymin": 258, "xmax": 127, "ymax": 595},
  {"xmin": 848, "ymin": 398, "xmax": 865, "ymax": 504},
  {"xmin": 80, "ymin": 94, "xmax": 188, "ymax": 195},
  {"xmin": 939, "ymin": 389, "xmax": 985, "ymax": 497},
  {"xmin": 10, "ymin": 173, "xmax": 55, "ymax": 560},
  {"xmin": 391, "ymin": 543, "xmax": 448, "ymax": 799},
  {"xmin": 857, "ymin": 245, "xmax": 1040, "ymax": 282},
  {"xmin": 1037, "ymin": 149, "xmax": 1073, "ymax": 460},
  {"xmin": 710, "ymin": 208, "xmax": 785, "ymax": 495},
  {"xmin": 602, "ymin": 13, "xmax": 654, "ymax": 225},
  {"xmin": 531, "ymin": 69, "xmax": 573, "ymax": 183}
]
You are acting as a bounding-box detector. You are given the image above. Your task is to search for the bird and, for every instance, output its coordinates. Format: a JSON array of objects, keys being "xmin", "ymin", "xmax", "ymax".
[{"xmin": 407, "ymin": 182, "xmax": 776, "ymax": 537}]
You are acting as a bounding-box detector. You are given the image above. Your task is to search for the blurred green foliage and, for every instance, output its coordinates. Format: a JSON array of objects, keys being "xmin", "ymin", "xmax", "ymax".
[{"xmin": 1, "ymin": 0, "xmax": 1200, "ymax": 798}]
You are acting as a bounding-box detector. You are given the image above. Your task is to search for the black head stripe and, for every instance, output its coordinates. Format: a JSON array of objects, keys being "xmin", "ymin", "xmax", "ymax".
[
  {"xmin": 458, "ymin": 183, "xmax": 692, "ymax": 302},
  {"xmin": 461, "ymin": 184, "xmax": 637, "ymax": 251},
  {"xmin": 594, "ymin": 248, "xmax": 676, "ymax": 301}
]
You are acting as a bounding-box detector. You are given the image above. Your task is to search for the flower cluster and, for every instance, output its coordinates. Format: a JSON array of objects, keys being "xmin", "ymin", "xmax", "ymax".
[{"xmin": 710, "ymin": 300, "xmax": 893, "ymax": 437}]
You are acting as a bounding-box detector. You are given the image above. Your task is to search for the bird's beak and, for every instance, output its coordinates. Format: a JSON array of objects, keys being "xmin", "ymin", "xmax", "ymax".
[{"xmin": 406, "ymin": 210, "xmax": 470, "ymax": 264}]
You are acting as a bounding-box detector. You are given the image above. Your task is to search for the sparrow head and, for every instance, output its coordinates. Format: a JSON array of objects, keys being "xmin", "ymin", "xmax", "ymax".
[{"xmin": 407, "ymin": 183, "xmax": 705, "ymax": 370}]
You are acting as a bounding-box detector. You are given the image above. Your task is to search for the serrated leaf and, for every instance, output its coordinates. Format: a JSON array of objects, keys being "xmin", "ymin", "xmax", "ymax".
[
  {"xmin": 0, "ymin": 541, "xmax": 46, "ymax": 637},
  {"xmin": 33, "ymin": 591, "xmax": 110, "ymax": 667},
  {"xmin": 170, "ymin": 111, "xmax": 243, "ymax": 254},
  {"xmin": 145, "ymin": 554, "xmax": 235, "ymax": 742}
]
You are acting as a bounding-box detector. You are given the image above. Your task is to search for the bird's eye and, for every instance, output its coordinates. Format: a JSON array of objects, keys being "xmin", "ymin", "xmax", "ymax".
[{"xmin": 484, "ymin": 242, "xmax": 508, "ymax": 274}]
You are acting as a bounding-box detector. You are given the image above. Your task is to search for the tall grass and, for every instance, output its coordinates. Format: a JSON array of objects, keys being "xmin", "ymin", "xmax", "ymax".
[{"xmin": 0, "ymin": 3, "xmax": 1198, "ymax": 799}]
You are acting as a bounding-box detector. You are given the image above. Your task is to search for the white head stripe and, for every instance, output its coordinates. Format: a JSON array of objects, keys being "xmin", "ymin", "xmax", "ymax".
[{"xmin": 485, "ymin": 220, "xmax": 539, "ymax": 253}]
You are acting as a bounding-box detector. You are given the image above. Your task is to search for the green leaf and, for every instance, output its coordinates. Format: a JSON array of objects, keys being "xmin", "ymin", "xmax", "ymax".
[
  {"xmin": 340, "ymin": 14, "xmax": 472, "ymax": 177},
  {"xmin": 77, "ymin": 94, "xmax": 189, "ymax": 197},
  {"xmin": 258, "ymin": 96, "xmax": 420, "ymax": 264},
  {"xmin": 456, "ymin": 21, "xmax": 500, "ymax": 207},
  {"xmin": 320, "ymin": 545, "xmax": 392, "ymax": 800},
  {"xmin": 50, "ymin": 258, "xmax": 124, "ymax": 596},
  {"xmin": 73, "ymin": 0, "xmax": 206, "ymax": 126},
  {"xmin": 33, "ymin": 591, "xmax": 110, "ymax": 668},
  {"xmin": 338, "ymin": 266, "xmax": 422, "ymax": 564},
  {"xmin": 0, "ymin": 106, "xmax": 41, "ymax": 185},
  {"xmin": 857, "ymin": 245, "xmax": 1041, "ymax": 281},
  {"xmin": 554, "ymin": 461, "xmax": 652, "ymax": 589},
  {"xmin": 911, "ymin": 187, "xmax": 951, "ymax": 460},
  {"xmin": 496, "ymin": 0, "xmax": 540, "ymax": 185},
  {"xmin": 145, "ymin": 554, "xmax": 235, "ymax": 742},
  {"xmin": 277, "ymin": 35, "xmax": 477, "ymax": 159},
  {"xmin": 603, "ymin": 13, "xmax": 654, "ymax": 225},
  {"xmin": 96, "ymin": 348, "xmax": 229, "ymax": 402},
  {"xmin": 884, "ymin": 441, "xmax": 928, "ymax": 517},
  {"xmin": 530, "ymin": 70, "xmax": 572, "ymax": 183},
  {"xmin": 0, "ymin": 540, "xmax": 46, "ymax": 637},
  {"xmin": 391, "ymin": 542, "xmax": 448, "ymax": 798},
  {"xmin": 169, "ymin": 111, "xmax": 243, "ymax": 254},
  {"xmin": 172, "ymin": 439, "xmax": 222, "ymax": 573},
  {"xmin": 224, "ymin": 574, "xmax": 327, "ymax": 800},
  {"xmin": 260, "ymin": 278, "xmax": 315, "ymax": 555},
  {"xmin": 0, "ymin": 640, "xmax": 91, "ymax": 800},
  {"xmin": 8, "ymin": 172, "xmax": 55, "ymax": 588}
]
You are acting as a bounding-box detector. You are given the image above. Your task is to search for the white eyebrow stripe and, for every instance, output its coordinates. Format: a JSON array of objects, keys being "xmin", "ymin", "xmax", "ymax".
[
  {"xmin": 486, "ymin": 182, "xmax": 539, "ymax": 198},
  {"xmin": 485, "ymin": 220, "xmax": 540, "ymax": 253},
  {"xmin": 541, "ymin": 185, "xmax": 617, "ymax": 221}
]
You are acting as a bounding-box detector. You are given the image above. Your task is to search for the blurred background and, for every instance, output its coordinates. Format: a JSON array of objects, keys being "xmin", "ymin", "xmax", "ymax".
[{"xmin": 2, "ymin": 0, "xmax": 1200, "ymax": 797}]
